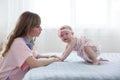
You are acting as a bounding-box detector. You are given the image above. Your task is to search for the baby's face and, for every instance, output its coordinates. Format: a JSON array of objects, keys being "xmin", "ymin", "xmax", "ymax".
[{"xmin": 59, "ymin": 29, "xmax": 73, "ymax": 43}]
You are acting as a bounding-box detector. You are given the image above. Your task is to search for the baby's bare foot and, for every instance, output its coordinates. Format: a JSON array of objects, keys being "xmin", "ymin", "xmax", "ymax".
[
  {"xmin": 98, "ymin": 58, "xmax": 109, "ymax": 61},
  {"xmin": 93, "ymin": 60, "xmax": 100, "ymax": 65}
]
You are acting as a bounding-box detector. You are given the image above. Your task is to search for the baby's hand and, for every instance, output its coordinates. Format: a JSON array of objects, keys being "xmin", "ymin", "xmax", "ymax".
[{"xmin": 58, "ymin": 58, "xmax": 64, "ymax": 62}]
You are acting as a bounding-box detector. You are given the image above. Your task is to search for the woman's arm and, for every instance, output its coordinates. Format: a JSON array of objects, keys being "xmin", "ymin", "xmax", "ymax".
[
  {"xmin": 36, "ymin": 54, "xmax": 49, "ymax": 58},
  {"xmin": 25, "ymin": 56, "xmax": 59, "ymax": 68},
  {"xmin": 32, "ymin": 47, "xmax": 51, "ymax": 58},
  {"xmin": 33, "ymin": 47, "xmax": 58, "ymax": 59},
  {"xmin": 36, "ymin": 53, "xmax": 59, "ymax": 59}
]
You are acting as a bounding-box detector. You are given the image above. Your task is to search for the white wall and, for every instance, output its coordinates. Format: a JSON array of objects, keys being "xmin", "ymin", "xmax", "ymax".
[
  {"xmin": 0, "ymin": 0, "xmax": 8, "ymax": 42},
  {"xmin": 0, "ymin": 0, "xmax": 120, "ymax": 53},
  {"xmin": 34, "ymin": 28, "xmax": 120, "ymax": 53},
  {"xmin": 35, "ymin": 29, "xmax": 65, "ymax": 53}
]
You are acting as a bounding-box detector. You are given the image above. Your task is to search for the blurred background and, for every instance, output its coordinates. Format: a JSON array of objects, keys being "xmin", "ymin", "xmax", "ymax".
[{"xmin": 0, "ymin": 0, "xmax": 120, "ymax": 53}]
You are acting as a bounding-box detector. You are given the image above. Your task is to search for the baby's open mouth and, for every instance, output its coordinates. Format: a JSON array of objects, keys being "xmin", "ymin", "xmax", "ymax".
[{"xmin": 64, "ymin": 39, "xmax": 68, "ymax": 41}]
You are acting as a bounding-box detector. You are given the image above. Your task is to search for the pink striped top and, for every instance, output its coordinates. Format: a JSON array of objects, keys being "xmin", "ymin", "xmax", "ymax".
[
  {"xmin": 0, "ymin": 37, "xmax": 37, "ymax": 80},
  {"xmin": 73, "ymin": 36, "xmax": 100, "ymax": 62}
]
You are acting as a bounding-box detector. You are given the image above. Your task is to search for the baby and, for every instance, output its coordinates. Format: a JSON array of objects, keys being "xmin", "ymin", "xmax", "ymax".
[{"xmin": 58, "ymin": 25, "xmax": 108, "ymax": 65}]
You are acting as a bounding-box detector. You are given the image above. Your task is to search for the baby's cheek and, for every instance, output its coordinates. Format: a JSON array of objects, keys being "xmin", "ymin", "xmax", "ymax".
[{"xmin": 60, "ymin": 37, "xmax": 64, "ymax": 40}]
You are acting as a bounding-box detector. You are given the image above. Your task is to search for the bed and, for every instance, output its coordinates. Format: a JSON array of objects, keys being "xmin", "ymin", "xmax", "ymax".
[{"xmin": 23, "ymin": 52, "xmax": 120, "ymax": 80}]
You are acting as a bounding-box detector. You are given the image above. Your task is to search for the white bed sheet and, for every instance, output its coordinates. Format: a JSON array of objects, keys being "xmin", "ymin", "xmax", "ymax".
[{"xmin": 23, "ymin": 52, "xmax": 120, "ymax": 80}]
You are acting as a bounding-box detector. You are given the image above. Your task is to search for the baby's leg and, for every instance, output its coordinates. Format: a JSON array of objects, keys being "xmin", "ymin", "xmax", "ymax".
[
  {"xmin": 84, "ymin": 46, "xmax": 100, "ymax": 65},
  {"xmin": 90, "ymin": 47, "xmax": 109, "ymax": 62}
]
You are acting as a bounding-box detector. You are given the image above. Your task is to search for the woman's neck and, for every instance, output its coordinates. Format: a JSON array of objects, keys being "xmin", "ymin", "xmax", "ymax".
[{"xmin": 26, "ymin": 35, "xmax": 33, "ymax": 42}]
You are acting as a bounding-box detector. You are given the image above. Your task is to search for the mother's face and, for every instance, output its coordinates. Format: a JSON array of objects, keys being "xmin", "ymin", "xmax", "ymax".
[{"xmin": 29, "ymin": 25, "xmax": 42, "ymax": 37}]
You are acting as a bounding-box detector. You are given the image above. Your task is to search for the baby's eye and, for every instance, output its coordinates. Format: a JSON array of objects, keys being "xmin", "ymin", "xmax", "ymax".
[{"xmin": 65, "ymin": 32, "xmax": 69, "ymax": 35}]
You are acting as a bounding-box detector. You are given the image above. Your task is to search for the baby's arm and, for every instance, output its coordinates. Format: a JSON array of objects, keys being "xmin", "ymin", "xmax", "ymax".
[
  {"xmin": 25, "ymin": 56, "xmax": 59, "ymax": 68},
  {"xmin": 60, "ymin": 40, "xmax": 76, "ymax": 61}
]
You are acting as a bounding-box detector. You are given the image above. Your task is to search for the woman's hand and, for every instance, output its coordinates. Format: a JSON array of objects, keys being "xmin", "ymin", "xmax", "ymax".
[
  {"xmin": 49, "ymin": 55, "xmax": 59, "ymax": 58},
  {"xmin": 49, "ymin": 55, "xmax": 64, "ymax": 62},
  {"xmin": 49, "ymin": 57, "xmax": 60, "ymax": 62}
]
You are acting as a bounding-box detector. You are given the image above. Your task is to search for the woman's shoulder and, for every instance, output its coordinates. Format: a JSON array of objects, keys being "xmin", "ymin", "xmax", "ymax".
[
  {"xmin": 10, "ymin": 37, "xmax": 26, "ymax": 49},
  {"xmin": 13, "ymin": 37, "xmax": 24, "ymax": 44}
]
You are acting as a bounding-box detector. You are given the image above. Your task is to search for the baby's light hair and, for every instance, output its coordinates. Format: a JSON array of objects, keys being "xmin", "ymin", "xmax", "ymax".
[
  {"xmin": 59, "ymin": 25, "xmax": 72, "ymax": 31},
  {"xmin": 58, "ymin": 25, "xmax": 73, "ymax": 37}
]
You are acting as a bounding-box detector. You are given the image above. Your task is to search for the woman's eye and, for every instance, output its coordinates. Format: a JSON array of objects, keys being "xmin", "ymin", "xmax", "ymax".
[{"xmin": 35, "ymin": 25, "xmax": 40, "ymax": 28}]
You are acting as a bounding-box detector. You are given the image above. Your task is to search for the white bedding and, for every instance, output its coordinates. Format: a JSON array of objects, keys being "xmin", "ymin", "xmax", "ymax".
[{"xmin": 23, "ymin": 52, "xmax": 120, "ymax": 80}]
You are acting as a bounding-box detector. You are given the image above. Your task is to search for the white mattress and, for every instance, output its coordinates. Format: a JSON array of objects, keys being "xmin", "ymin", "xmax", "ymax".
[{"xmin": 23, "ymin": 52, "xmax": 120, "ymax": 80}]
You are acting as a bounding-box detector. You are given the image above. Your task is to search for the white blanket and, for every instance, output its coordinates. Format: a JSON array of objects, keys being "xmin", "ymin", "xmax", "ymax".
[{"xmin": 23, "ymin": 53, "xmax": 120, "ymax": 80}]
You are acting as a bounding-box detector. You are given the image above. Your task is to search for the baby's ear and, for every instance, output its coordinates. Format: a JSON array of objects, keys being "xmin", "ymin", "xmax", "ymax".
[
  {"xmin": 72, "ymin": 32, "xmax": 74, "ymax": 35},
  {"xmin": 57, "ymin": 30, "xmax": 61, "ymax": 37}
]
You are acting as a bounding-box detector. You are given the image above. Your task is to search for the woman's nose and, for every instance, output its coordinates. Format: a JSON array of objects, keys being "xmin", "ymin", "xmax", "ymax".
[{"xmin": 39, "ymin": 27, "xmax": 42, "ymax": 31}]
